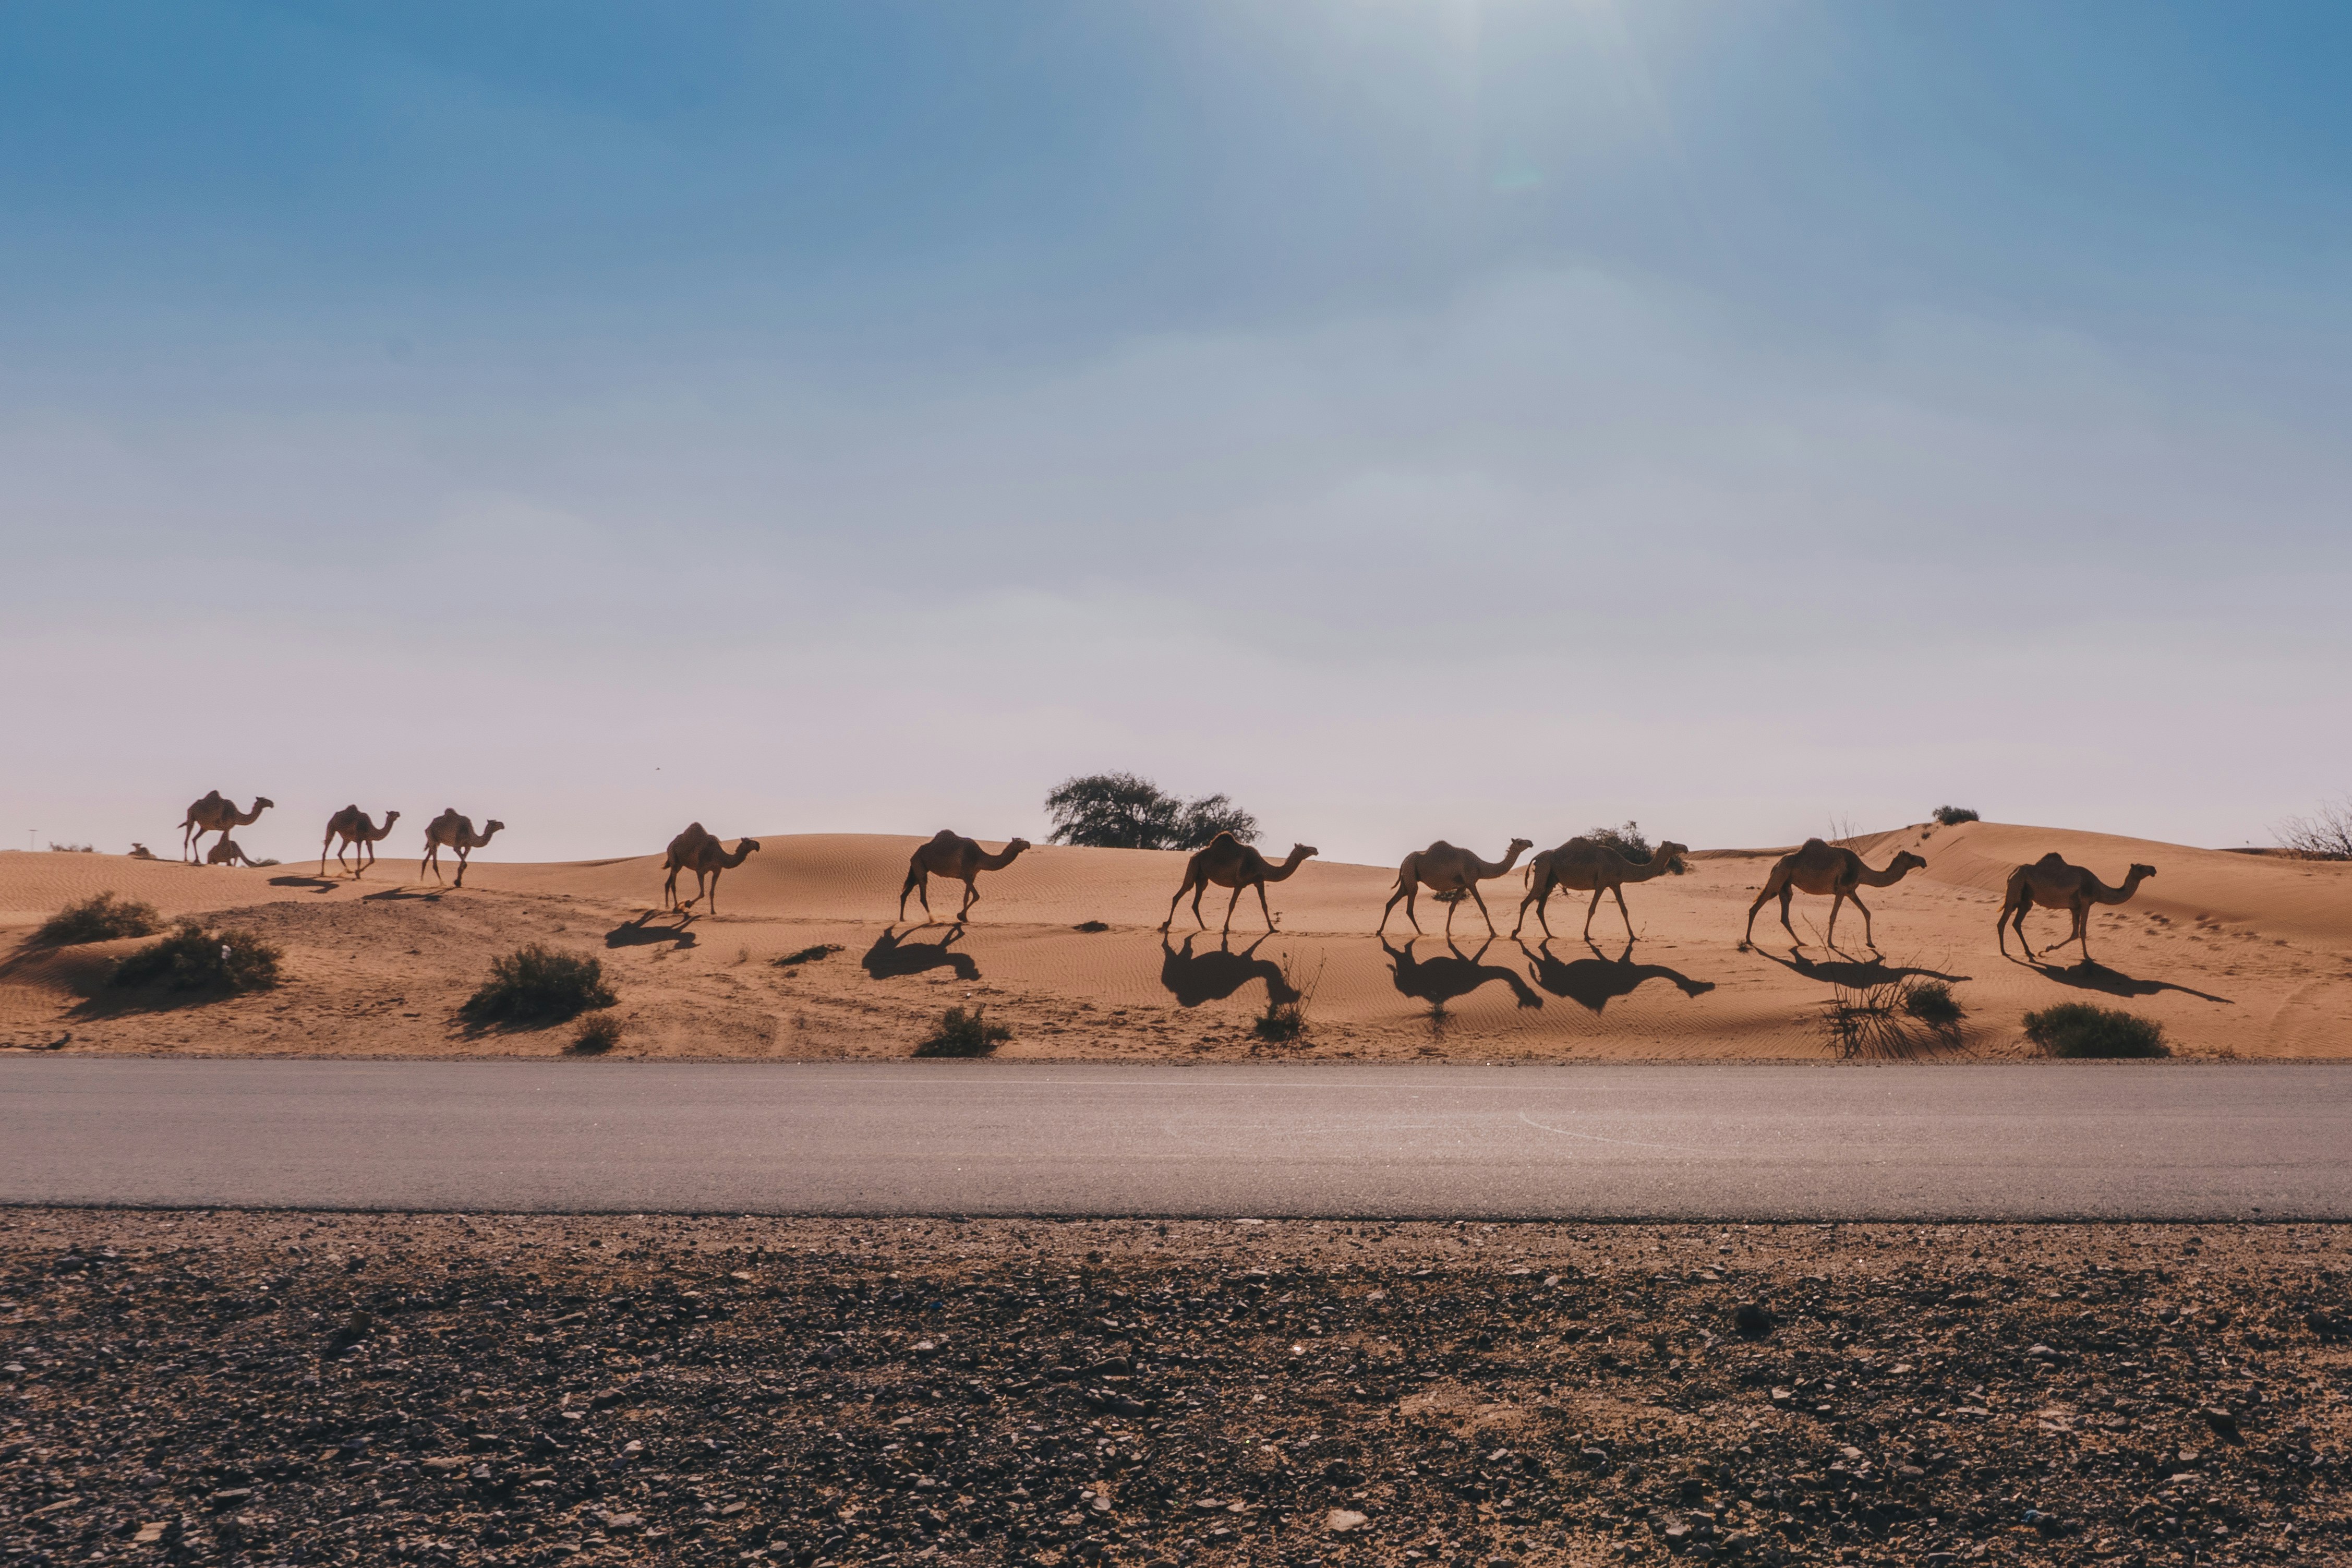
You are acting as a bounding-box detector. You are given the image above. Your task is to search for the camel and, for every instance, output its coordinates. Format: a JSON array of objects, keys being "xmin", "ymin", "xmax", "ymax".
[
  {"xmin": 1378, "ymin": 838, "xmax": 1535, "ymax": 938},
  {"xmin": 1513, "ymin": 836, "xmax": 1691, "ymax": 943},
  {"xmin": 898, "ymin": 830, "xmax": 1031, "ymax": 924},
  {"xmin": 1161, "ymin": 833, "xmax": 1318, "ymax": 935},
  {"xmin": 1997, "ymin": 853, "xmax": 2156, "ymax": 964},
  {"xmin": 205, "ymin": 837, "xmax": 261, "ymax": 868},
  {"xmin": 1742, "ymin": 838, "xmax": 1928, "ymax": 952},
  {"xmin": 179, "ymin": 791, "xmax": 272, "ymax": 864},
  {"xmin": 419, "ymin": 809, "xmax": 504, "ymax": 889},
  {"xmin": 319, "ymin": 805, "xmax": 401, "ymax": 879},
  {"xmin": 660, "ymin": 823, "xmax": 759, "ymax": 914}
]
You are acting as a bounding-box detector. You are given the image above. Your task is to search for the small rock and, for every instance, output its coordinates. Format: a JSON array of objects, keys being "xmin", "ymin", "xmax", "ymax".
[
  {"xmin": 1325, "ymin": 1510, "xmax": 1369, "ymax": 1535},
  {"xmin": 207, "ymin": 1488, "xmax": 252, "ymax": 1506},
  {"xmin": 131, "ymin": 1523, "xmax": 168, "ymax": 1545},
  {"xmin": 2200, "ymin": 1406, "xmax": 2239, "ymax": 1436},
  {"xmin": 1732, "ymin": 1301, "xmax": 1771, "ymax": 1337}
]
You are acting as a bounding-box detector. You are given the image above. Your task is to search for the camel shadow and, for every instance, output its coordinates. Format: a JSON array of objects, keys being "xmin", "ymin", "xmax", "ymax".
[
  {"xmin": 360, "ymin": 887, "xmax": 443, "ymax": 903},
  {"xmin": 1382, "ymin": 937, "xmax": 1542, "ymax": 1014},
  {"xmin": 1159, "ymin": 934, "xmax": 1298, "ymax": 1009},
  {"xmin": 2017, "ymin": 958, "xmax": 2233, "ymax": 1005},
  {"xmin": 268, "ymin": 875, "xmax": 341, "ymax": 894},
  {"xmin": 863, "ymin": 926, "xmax": 981, "ymax": 982},
  {"xmin": 607, "ymin": 912, "xmax": 698, "ymax": 950},
  {"xmin": 1521, "ymin": 938, "xmax": 1716, "ymax": 1014},
  {"xmin": 1757, "ymin": 951, "xmax": 1969, "ymax": 988}
]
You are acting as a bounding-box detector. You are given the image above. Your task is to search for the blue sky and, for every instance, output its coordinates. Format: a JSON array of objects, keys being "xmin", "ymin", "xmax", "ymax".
[{"xmin": 6, "ymin": 1, "xmax": 2349, "ymax": 863}]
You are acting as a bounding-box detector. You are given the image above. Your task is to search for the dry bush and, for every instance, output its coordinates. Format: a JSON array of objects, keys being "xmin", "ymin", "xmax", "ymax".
[
  {"xmin": 571, "ymin": 1013, "xmax": 625, "ymax": 1054},
  {"xmin": 1823, "ymin": 973, "xmax": 1967, "ymax": 1059},
  {"xmin": 111, "ymin": 921, "xmax": 281, "ymax": 995},
  {"xmin": 2277, "ymin": 797, "xmax": 2352, "ymax": 861},
  {"xmin": 34, "ymin": 891, "xmax": 161, "ymax": 947},
  {"xmin": 462, "ymin": 944, "xmax": 616, "ymax": 1026},
  {"xmin": 1933, "ymin": 805, "xmax": 1981, "ymax": 826},
  {"xmin": 2024, "ymin": 1002, "xmax": 2168, "ymax": 1058},
  {"xmin": 913, "ymin": 1005, "xmax": 1011, "ymax": 1058},
  {"xmin": 1253, "ymin": 952, "xmax": 1323, "ymax": 1045},
  {"xmin": 47, "ymin": 842, "xmax": 95, "ymax": 853}
]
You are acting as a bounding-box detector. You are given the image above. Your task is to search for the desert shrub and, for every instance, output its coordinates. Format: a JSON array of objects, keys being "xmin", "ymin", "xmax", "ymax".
[
  {"xmin": 571, "ymin": 1013, "xmax": 625, "ymax": 1054},
  {"xmin": 1824, "ymin": 974, "xmax": 1964, "ymax": 1059},
  {"xmin": 2277, "ymin": 797, "xmax": 2352, "ymax": 860},
  {"xmin": 2024, "ymin": 1002, "xmax": 2168, "ymax": 1058},
  {"xmin": 774, "ymin": 943, "xmax": 844, "ymax": 968},
  {"xmin": 127, "ymin": 843, "xmax": 156, "ymax": 860},
  {"xmin": 1044, "ymin": 772, "xmax": 1259, "ymax": 852},
  {"xmin": 47, "ymin": 842, "xmax": 95, "ymax": 853},
  {"xmin": 913, "ymin": 1005, "xmax": 1011, "ymax": 1058},
  {"xmin": 35, "ymin": 891, "xmax": 161, "ymax": 947},
  {"xmin": 462, "ymin": 944, "xmax": 616, "ymax": 1026},
  {"xmin": 111, "ymin": 921, "xmax": 281, "ymax": 994},
  {"xmin": 1584, "ymin": 821, "xmax": 1684, "ymax": 873},
  {"xmin": 1252, "ymin": 952, "xmax": 1322, "ymax": 1045},
  {"xmin": 250, "ymin": 857, "xmax": 281, "ymax": 867},
  {"xmin": 1932, "ymin": 805, "xmax": 1981, "ymax": 826},
  {"xmin": 1903, "ymin": 979, "xmax": 1964, "ymax": 1027},
  {"xmin": 1073, "ymin": 920, "xmax": 1110, "ymax": 933}
]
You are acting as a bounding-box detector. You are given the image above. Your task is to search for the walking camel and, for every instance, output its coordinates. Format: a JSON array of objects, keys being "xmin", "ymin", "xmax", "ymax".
[
  {"xmin": 179, "ymin": 791, "xmax": 272, "ymax": 864},
  {"xmin": 319, "ymin": 806, "xmax": 401, "ymax": 879},
  {"xmin": 898, "ymin": 830, "xmax": 1032, "ymax": 924},
  {"xmin": 1513, "ymin": 836, "xmax": 1691, "ymax": 943},
  {"xmin": 1378, "ymin": 838, "xmax": 1535, "ymax": 938},
  {"xmin": 419, "ymin": 809, "xmax": 504, "ymax": 889},
  {"xmin": 1742, "ymin": 838, "xmax": 1928, "ymax": 952},
  {"xmin": 1161, "ymin": 833, "xmax": 1318, "ymax": 935},
  {"xmin": 660, "ymin": 823, "xmax": 759, "ymax": 914},
  {"xmin": 1997, "ymin": 853, "xmax": 2156, "ymax": 964}
]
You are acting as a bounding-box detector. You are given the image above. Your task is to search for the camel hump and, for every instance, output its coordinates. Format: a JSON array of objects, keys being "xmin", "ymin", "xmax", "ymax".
[
  {"xmin": 1799, "ymin": 837, "xmax": 1830, "ymax": 851},
  {"xmin": 1205, "ymin": 830, "xmax": 1239, "ymax": 849},
  {"xmin": 2033, "ymin": 851, "xmax": 2068, "ymax": 868},
  {"xmin": 929, "ymin": 828, "xmax": 958, "ymax": 842}
]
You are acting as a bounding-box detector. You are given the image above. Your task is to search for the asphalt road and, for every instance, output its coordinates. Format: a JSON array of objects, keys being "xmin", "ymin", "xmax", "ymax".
[{"xmin": 2, "ymin": 1059, "xmax": 2347, "ymax": 1221}]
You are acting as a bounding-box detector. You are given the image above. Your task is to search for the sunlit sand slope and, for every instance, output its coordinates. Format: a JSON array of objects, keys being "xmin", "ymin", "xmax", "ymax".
[{"xmin": 3, "ymin": 822, "xmax": 2346, "ymax": 1062}]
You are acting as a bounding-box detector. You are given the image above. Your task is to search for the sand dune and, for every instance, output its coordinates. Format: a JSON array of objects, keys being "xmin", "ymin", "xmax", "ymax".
[{"xmin": 3, "ymin": 821, "xmax": 2347, "ymax": 1062}]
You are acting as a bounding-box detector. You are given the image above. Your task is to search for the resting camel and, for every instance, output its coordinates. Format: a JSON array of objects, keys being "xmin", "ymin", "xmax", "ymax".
[
  {"xmin": 180, "ymin": 791, "xmax": 272, "ymax": 864},
  {"xmin": 1513, "ymin": 836, "xmax": 1691, "ymax": 943},
  {"xmin": 1997, "ymin": 853, "xmax": 2156, "ymax": 964},
  {"xmin": 205, "ymin": 837, "xmax": 261, "ymax": 867},
  {"xmin": 1378, "ymin": 838, "xmax": 1535, "ymax": 938},
  {"xmin": 1742, "ymin": 838, "xmax": 1928, "ymax": 952},
  {"xmin": 319, "ymin": 805, "xmax": 401, "ymax": 879},
  {"xmin": 898, "ymin": 830, "xmax": 1031, "ymax": 924},
  {"xmin": 419, "ymin": 809, "xmax": 504, "ymax": 889},
  {"xmin": 1161, "ymin": 833, "xmax": 1318, "ymax": 935},
  {"xmin": 660, "ymin": 823, "xmax": 759, "ymax": 914}
]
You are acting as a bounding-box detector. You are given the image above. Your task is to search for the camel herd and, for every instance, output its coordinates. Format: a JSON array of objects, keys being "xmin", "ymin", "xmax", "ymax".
[{"xmin": 171, "ymin": 792, "xmax": 2158, "ymax": 963}]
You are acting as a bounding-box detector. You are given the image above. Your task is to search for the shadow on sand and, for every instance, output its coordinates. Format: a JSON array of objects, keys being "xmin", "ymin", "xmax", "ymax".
[
  {"xmin": 863, "ymin": 927, "xmax": 980, "ymax": 982},
  {"xmin": 1383, "ymin": 937, "xmax": 1541, "ymax": 1014},
  {"xmin": 268, "ymin": 874, "xmax": 341, "ymax": 894},
  {"xmin": 1159, "ymin": 934, "xmax": 1297, "ymax": 1009},
  {"xmin": 1755, "ymin": 951, "xmax": 1970, "ymax": 989},
  {"xmin": 2015, "ymin": 957, "xmax": 2233, "ymax": 1005},
  {"xmin": 360, "ymin": 887, "xmax": 443, "ymax": 904},
  {"xmin": 607, "ymin": 912, "xmax": 698, "ymax": 950},
  {"xmin": 1521, "ymin": 938, "xmax": 1715, "ymax": 1013}
]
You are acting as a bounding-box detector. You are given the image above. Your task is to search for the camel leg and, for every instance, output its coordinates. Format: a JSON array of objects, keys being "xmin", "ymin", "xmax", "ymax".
[
  {"xmin": 320, "ymin": 835, "xmax": 334, "ymax": 879},
  {"xmin": 2012, "ymin": 903, "xmax": 2038, "ymax": 962},
  {"xmin": 453, "ymin": 848, "xmax": 469, "ymax": 889},
  {"xmin": 1584, "ymin": 887, "xmax": 1605, "ymax": 942},
  {"xmin": 958, "ymin": 878, "xmax": 980, "ymax": 923},
  {"xmin": 898, "ymin": 867, "xmax": 922, "ymax": 922},
  {"xmin": 1378, "ymin": 885, "xmax": 1412, "ymax": 937},
  {"xmin": 1469, "ymin": 883, "xmax": 1497, "ymax": 938},
  {"xmin": 1849, "ymin": 890, "xmax": 1876, "ymax": 949},
  {"xmin": 423, "ymin": 847, "xmax": 441, "ymax": 885},
  {"xmin": 1611, "ymin": 884, "xmax": 1635, "ymax": 942},
  {"xmin": 710, "ymin": 870, "xmax": 723, "ymax": 917},
  {"xmin": 1778, "ymin": 889, "xmax": 1800, "ymax": 949},
  {"xmin": 1252, "ymin": 879, "xmax": 1276, "ymax": 933},
  {"xmin": 1191, "ymin": 880, "xmax": 1210, "ymax": 932},
  {"xmin": 1222, "ymin": 882, "xmax": 1245, "ymax": 936},
  {"xmin": 1510, "ymin": 879, "xmax": 1545, "ymax": 940},
  {"xmin": 1160, "ymin": 876, "xmax": 1192, "ymax": 933},
  {"xmin": 1741, "ymin": 878, "xmax": 1781, "ymax": 948},
  {"xmin": 2071, "ymin": 902, "xmax": 2092, "ymax": 963}
]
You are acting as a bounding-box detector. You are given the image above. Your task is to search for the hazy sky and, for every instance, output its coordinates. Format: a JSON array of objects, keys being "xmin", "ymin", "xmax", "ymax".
[{"xmin": 7, "ymin": 2, "xmax": 2349, "ymax": 864}]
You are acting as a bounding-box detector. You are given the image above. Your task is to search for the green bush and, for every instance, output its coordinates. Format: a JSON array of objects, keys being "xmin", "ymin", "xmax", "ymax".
[
  {"xmin": 35, "ymin": 891, "xmax": 161, "ymax": 947},
  {"xmin": 773, "ymin": 944, "xmax": 844, "ymax": 968},
  {"xmin": 2024, "ymin": 1002, "xmax": 2168, "ymax": 1058},
  {"xmin": 913, "ymin": 1005, "xmax": 1011, "ymax": 1058},
  {"xmin": 111, "ymin": 921, "xmax": 281, "ymax": 994},
  {"xmin": 1903, "ymin": 979, "xmax": 1964, "ymax": 1027},
  {"xmin": 571, "ymin": 1013, "xmax": 625, "ymax": 1054},
  {"xmin": 462, "ymin": 944, "xmax": 616, "ymax": 1026},
  {"xmin": 1932, "ymin": 805, "xmax": 1981, "ymax": 826}
]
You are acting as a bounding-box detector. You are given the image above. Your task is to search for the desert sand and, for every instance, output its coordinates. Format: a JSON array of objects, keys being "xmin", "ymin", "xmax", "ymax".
[{"xmin": 2, "ymin": 822, "xmax": 2346, "ymax": 1062}]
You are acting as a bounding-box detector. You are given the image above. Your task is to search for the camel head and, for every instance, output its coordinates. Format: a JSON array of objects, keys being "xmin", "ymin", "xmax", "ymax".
[
  {"xmin": 1289, "ymin": 843, "xmax": 1319, "ymax": 862},
  {"xmin": 2128, "ymin": 862, "xmax": 2157, "ymax": 882},
  {"xmin": 382, "ymin": 810, "xmax": 401, "ymax": 828},
  {"xmin": 1507, "ymin": 837, "xmax": 1535, "ymax": 857},
  {"xmin": 1891, "ymin": 850, "xmax": 1927, "ymax": 875},
  {"xmin": 253, "ymin": 797, "xmax": 275, "ymax": 811},
  {"xmin": 1656, "ymin": 840, "xmax": 1691, "ymax": 873},
  {"xmin": 483, "ymin": 819, "xmax": 507, "ymax": 837},
  {"xmin": 1006, "ymin": 837, "xmax": 1033, "ymax": 854}
]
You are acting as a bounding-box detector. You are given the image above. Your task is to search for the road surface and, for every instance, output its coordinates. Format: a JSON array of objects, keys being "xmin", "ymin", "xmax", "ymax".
[{"xmin": 3, "ymin": 1059, "xmax": 2347, "ymax": 1220}]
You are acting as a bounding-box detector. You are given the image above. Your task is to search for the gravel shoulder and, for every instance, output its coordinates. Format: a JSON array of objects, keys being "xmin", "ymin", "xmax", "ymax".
[{"xmin": 3, "ymin": 1213, "xmax": 2348, "ymax": 1568}]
